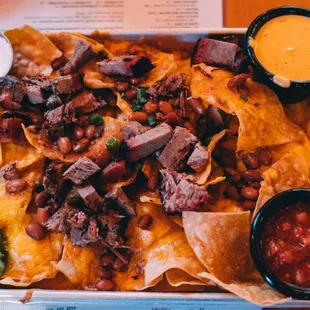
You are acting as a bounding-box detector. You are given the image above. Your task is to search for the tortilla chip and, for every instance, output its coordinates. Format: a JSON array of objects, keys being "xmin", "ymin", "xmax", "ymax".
[
  {"xmin": 142, "ymin": 53, "xmax": 177, "ymax": 87},
  {"xmin": 5, "ymin": 25, "xmax": 62, "ymax": 77},
  {"xmin": 0, "ymin": 164, "xmax": 63, "ymax": 286},
  {"xmin": 195, "ymin": 130, "xmax": 226, "ymax": 185},
  {"xmin": 84, "ymin": 72, "xmax": 114, "ymax": 89},
  {"xmin": 1, "ymin": 143, "xmax": 44, "ymax": 170},
  {"xmin": 199, "ymin": 272, "xmax": 289, "ymax": 307},
  {"xmin": 166, "ymin": 269, "xmax": 211, "ymax": 287},
  {"xmin": 116, "ymin": 93, "xmax": 132, "ymax": 115},
  {"xmin": 115, "ymin": 202, "xmax": 210, "ymax": 290},
  {"xmin": 56, "ymin": 238, "xmax": 97, "ymax": 289},
  {"xmin": 23, "ymin": 116, "xmax": 124, "ymax": 163},
  {"xmin": 101, "ymin": 169, "xmax": 138, "ymax": 192},
  {"xmin": 190, "ymin": 64, "xmax": 304, "ymax": 152}
]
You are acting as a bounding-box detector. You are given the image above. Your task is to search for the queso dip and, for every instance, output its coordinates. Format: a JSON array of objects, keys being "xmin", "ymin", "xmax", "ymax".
[{"xmin": 251, "ymin": 15, "xmax": 310, "ymax": 83}]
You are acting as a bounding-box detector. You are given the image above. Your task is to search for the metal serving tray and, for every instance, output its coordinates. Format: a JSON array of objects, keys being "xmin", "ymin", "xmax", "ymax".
[{"xmin": 1, "ymin": 28, "xmax": 309, "ymax": 309}]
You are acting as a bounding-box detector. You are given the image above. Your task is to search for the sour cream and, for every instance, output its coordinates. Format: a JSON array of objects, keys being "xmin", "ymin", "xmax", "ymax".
[
  {"xmin": 250, "ymin": 15, "xmax": 310, "ymax": 83},
  {"xmin": 0, "ymin": 34, "xmax": 13, "ymax": 77}
]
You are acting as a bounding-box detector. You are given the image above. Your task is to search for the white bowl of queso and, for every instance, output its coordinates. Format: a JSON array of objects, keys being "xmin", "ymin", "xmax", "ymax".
[{"xmin": 246, "ymin": 6, "xmax": 310, "ymax": 102}]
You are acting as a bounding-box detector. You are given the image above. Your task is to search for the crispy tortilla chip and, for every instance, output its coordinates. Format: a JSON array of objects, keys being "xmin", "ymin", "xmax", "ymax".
[
  {"xmin": 183, "ymin": 211, "xmax": 255, "ymax": 283},
  {"xmin": 0, "ymin": 163, "xmax": 63, "ymax": 286},
  {"xmin": 195, "ymin": 130, "xmax": 226, "ymax": 185},
  {"xmin": 101, "ymin": 169, "xmax": 138, "ymax": 192},
  {"xmin": 56, "ymin": 238, "xmax": 97, "ymax": 289},
  {"xmin": 1, "ymin": 143, "xmax": 44, "ymax": 170},
  {"xmin": 23, "ymin": 117, "xmax": 123, "ymax": 163},
  {"xmin": 47, "ymin": 32, "xmax": 110, "ymax": 58},
  {"xmin": 142, "ymin": 53, "xmax": 177, "ymax": 87},
  {"xmin": 191, "ymin": 64, "xmax": 304, "ymax": 152},
  {"xmin": 166, "ymin": 269, "xmax": 211, "ymax": 287},
  {"xmin": 5, "ymin": 25, "xmax": 62, "ymax": 77},
  {"xmin": 115, "ymin": 202, "xmax": 210, "ymax": 290},
  {"xmin": 254, "ymin": 144, "xmax": 310, "ymax": 217},
  {"xmin": 116, "ymin": 93, "xmax": 132, "ymax": 115},
  {"xmin": 84, "ymin": 72, "xmax": 114, "ymax": 89},
  {"xmin": 199, "ymin": 272, "xmax": 289, "ymax": 307}
]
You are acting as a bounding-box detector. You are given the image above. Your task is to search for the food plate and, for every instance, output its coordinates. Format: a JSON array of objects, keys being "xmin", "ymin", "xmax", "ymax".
[{"xmin": 0, "ymin": 25, "xmax": 310, "ymax": 308}]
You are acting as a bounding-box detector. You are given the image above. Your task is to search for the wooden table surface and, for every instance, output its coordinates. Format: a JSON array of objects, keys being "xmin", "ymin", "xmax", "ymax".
[{"xmin": 223, "ymin": 0, "xmax": 310, "ymax": 27}]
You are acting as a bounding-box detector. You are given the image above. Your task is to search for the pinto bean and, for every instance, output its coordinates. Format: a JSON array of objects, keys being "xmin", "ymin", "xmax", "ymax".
[
  {"xmin": 144, "ymin": 101, "xmax": 158, "ymax": 114},
  {"xmin": 220, "ymin": 148, "xmax": 237, "ymax": 168},
  {"xmin": 184, "ymin": 121, "xmax": 197, "ymax": 135},
  {"xmin": 25, "ymin": 223, "xmax": 45, "ymax": 240},
  {"xmin": 95, "ymin": 148, "xmax": 111, "ymax": 168},
  {"xmin": 5, "ymin": 179, "xmax": 28, "ymax": 193},
  {"xmin": 138, "ymin": 215, "xmax": 153, "ymax": 230},
  {"xmin": 242, "ymin": 153, "xmax": 260, "ymax": 169},
  {"xmin": 159, "ymin": 101, "xmax": 173, "ymax": 115},
  {"xmin": 57, "ymin": 137, "xmax": 72, "ymax": 155},
  {"xmin": 72, "ymin": 138, "xmax": 90, "ymax": 153},
  {"xmin": 96, "ymin": 279, "xmax": 115, "ymax": 291},
  {"xmin": 163, "ymin": 112, "xmax": 181, "ymax": 127},
  {"xmin": 130, "ymin": 77, "xmax": 141, "ymax": 85},
  {"xmin": 36, "ymin": 207, "xmax": 50, "ymax": 224},
  {"xmin": 147, "ymin": 174, "xmax": 158, "ymax": 192},
  {"xmin": 188, "ymin": 97, "xmax": 205, "ymax": 115},
  {"xmin": 73, "ymin": 126, "xmax": 85, "ymax": 140},
  {"xmin": 115, "ymin": 81, "xmax": 130, "ymax": 92},
  {"xmin": 225, "ymin": 167, "xmax": 241, "ymax": 183},
  {"xmin": 250, "ymin": 182, "xmax": 261, "ymax": 189},
  {"xmin": 124, "ymin": 88, "xmax": 137, "ymax": 101},
  {"xmin": 76, "ymin": 115, "xmax": 89, "ymax": 127},
  {"xmin": 128, "ymin": 112, "xmax": 148, "ymax": 123},
  {"xmin": 35, "ymin": 191, "xmax": 49, "ymax": 207},
  {"xmin": 241, "ymin": 186, "xmax": 259, "ymax": 200},
  {"xmin": 224, "ymin": 185, "xmax": 240, "ymax": 200},
  {"xmin": 242, "ymin": 170, "xmax": 261, "ymax": 182},
  {"xmin": 257, "ymin": 147, "xmax": 272, "ymax": 166},
  {"xmin": 243, "ymin": 200, "xmax": 256, "ymax": 210},
  {"xmin": 100, "ymin": 161, "xmax": 127, "ymax": 182},
  {"xmin": 85, "ymin": 125, "xmax": 96, "ymax": 140},
  {"xmin": 95, "ymin": 266, "xmax": 112, "ymax": 279}
]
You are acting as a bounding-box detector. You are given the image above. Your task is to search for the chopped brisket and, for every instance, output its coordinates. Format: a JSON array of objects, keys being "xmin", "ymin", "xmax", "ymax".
[
  {"xmin": 126, "ymin": 123, "xmax": 173, "ymax": 162},
  {"xmin": 187, "ymin": 143, "xmax": 209, "ymax": 172},
  {"xmin": 61, "ymin": 40, "xmax": 96, "ymax": 75},
  {"xmin": 159, "ymin": 169, "xmax": 210, "ymax": 213},
  {"xmin": 158, "ymin": 126, "xmax": 198, "ymax": 171},
  {"xmin": 63, "ymin": 158, "xmax": 100, "ymax": 185},
  {"xmin": 44, "ymin": 105, "xmax": 64, "ymax": 127},
  {"xmin": 123, "ymin": 121, "xmax": 148, "ymax": 141},
  {"xmin": 26, "ymin": 85, "xmax": 46, "ymax": 105},
  {"xmin": 51, "ymin": 74, "xmax": 83, "ymax": 95},
  {"xmin": 0, "ymin": 116, "xmax": 26, "ymax": 144},
  {"xmin": 46, "ymin": 94, "xmax": 62, "ymax": 110},
  {"xmin": 191, "ymin": 38, "xmax": 239, "ymax": 69},
  {"xmin": 0, "ymin": 76, "xmax": 25, "ymax": 110},
  {"xmin": 74, "ymin": 183, "xmax": 104, "ymax": 212},
  {"xmin": 147, "ymin": 74, "xmax": 185, "ymax": 98},
  {"xmin": 100, "ymin": 160, "xmax": 127, "ymax": 183},
  {"xmin": 97, "ymin": 54, "xmax": 154, "ymax": 77},
  {"xmin": 43, "ymin": 161, "xmax": 67, "ymax": 196},
  {"xmin": 105, "ymin": 187, "xmax": 136, "ymax": 216},
  {"xmin": 71, "ymin": 91, "xmax": 102, "ymax": 114},
  {"xmin": 67, "ymin": 211, "xmax": 88, "ymax": 229},
  {"xmin": 70, "ymin": 217, "xmax": 99, "ymax": 247}
]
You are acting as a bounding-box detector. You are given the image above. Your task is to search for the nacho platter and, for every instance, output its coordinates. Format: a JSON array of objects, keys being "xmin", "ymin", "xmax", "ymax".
[{"xmin": 0, "ymin": 25, "xmax": 310, "ymax": 308}]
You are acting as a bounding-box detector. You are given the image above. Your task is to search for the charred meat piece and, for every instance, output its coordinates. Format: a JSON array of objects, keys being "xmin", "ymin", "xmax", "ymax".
[
  {"xmin": 159, "ymin": 169, "xmax": 210, "ymax": 213},
  {"xmin": 0, "ymin": 76, "xmax": 25, "ymax": 110},
  {"xmin": 97, "ymin": 54, "xmax": 154, "ymax": 77},
  {"xmin": 67, "ymin": 211, "xmax": 88, "ymax": 229},
  {"xmin": 74, "ymin": 183, "xmax": 104, "ymax": 212},
  {"xmin": 100, "ymin": 160, "xmax": 127, "ymax": 183},
  {"xmin": 0, "ymin": 116, "xmax": 27, "ymax": 144},
  {"xmin": 126, "ymin": 123, "xmax": 173, "ymax": 162},
  {"xmin": 191, "ymin": 38, "xmax": 239, "ymax": 69},
  {"xmin": 63, "ymin": 158, "xmax": 100, "ymax": 185},
  {"xmin": 26, "ymin": 85, "xmax": 46, "ymax": 105},
  {"xmin": 23, "ymin": 77, "xmax": 52, "ymax": 105},
  {"xmin": 123, "ymin": 121, "xmax": 148, "ymax": 141},
  {"xmin": 147, "ymin": 74, "xmax": 185, "ymax": 98},
  {"xmin": 70, "ymin": 217, "xmax": 99, "ymax": 247},
  {"xmin": 105, "ymin": 187, "xmax": 136, "ymax": 216},
  {"xmin": 187, "ymin": 143, "xmax": 209, "ymax": 172},
  {"xmin": 71, "ymin": 91, "xmax": 102, "ymax": 114},
  {"xmin": 44, "ymin": 105, "xmax": 64, "ymax": 127},
  {"xmin": 61, "ymin": 40, "xmax": 96, "ymax": 75},
  {"xmin": 51, "ymin": 74, "xmax": 83, "ymax": 95},
  {"xmin": 46, "ymin": 94, "xmax": 62, "ymax": 110},
  {"xmin": 158, "ymin": 126, "xmax": 198, "ymax": 171}
]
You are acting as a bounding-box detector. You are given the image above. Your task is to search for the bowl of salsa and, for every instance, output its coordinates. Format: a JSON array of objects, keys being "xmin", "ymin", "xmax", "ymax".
[
  {"xmin": 245, "ymin": 6, "xmax": 310, "ymax": 103},
  {"xmin": 251, "ymin": 188, "xmax": 310, "ymax": 299}
]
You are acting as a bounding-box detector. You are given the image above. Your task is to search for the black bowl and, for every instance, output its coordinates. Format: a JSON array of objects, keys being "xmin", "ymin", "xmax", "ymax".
[
  {"xmin": 250, "ymin": 188, "xmax": 310, "ymax": 299},
  {"xmin": 245, "ymin": 6, "xmax": 310, "ymax": 103}
]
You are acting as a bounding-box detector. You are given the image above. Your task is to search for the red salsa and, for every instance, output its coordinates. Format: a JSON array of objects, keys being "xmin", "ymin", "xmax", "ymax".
[{"xmin": 262, "ymin": 202, "xmax": 310, "ymax": 287}]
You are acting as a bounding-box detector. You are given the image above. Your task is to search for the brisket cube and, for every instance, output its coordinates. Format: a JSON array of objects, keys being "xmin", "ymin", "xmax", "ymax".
[
  {"xmin": 52, "ymin": 74, "xmax": 83, "ymax": 94},
  {"xmin": 126, "ymin": 123, "xmax": 173, "ymax": 162},
  {"xmin": 71, "ymin": 91, "xmax": 102, "ymax": 114},
  {"xmin": 70, "ymin": 217, "xmax": 99, "ymax": 247},
  {"xmin": 0, "ymin": 76, "xmax": 25, "ymax": 110},
  {"xmin": 74, "ymin": 183, "xmax": 104, "ymax": 212},
  {"xmin": 105, "ymin": 187, "xmax": 136, "ymax": 216},
  {"xmin": 97, "ymin": 54, "xmax": 154, "ymax": 77},
  {"xmin": 123, "ymin": 121, "xmax": 148, "ymax": 141},
  {"xmin": 26, "ymin": 85, "xmax": 46, "ymax": 105},
  {"xmin": 187, "ymin": 142, "xmax": 209, "ymax": 172},
  {"xmin": 63, "ymin": 158, "xmax": 100, "ymax": 185},
  {"xmin": 158, "ymin": 126, "xmax": 198, "ymax": 171},
  {"xmin": 159, "ymin": 169, "xmax": 210, "ymax": 214},
  {"xmin": 44, "ymin": 105, "xmax": 65, "ymax": 127},
  {"xmin": 191, "ymin": 38, "xmax": 239, "ymax": 68}
]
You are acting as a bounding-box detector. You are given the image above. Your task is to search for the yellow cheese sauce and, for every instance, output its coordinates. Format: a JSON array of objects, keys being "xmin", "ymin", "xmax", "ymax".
[{"xmin": 252, "ymin": 15, "xmax": 310, "ymax": 81}]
